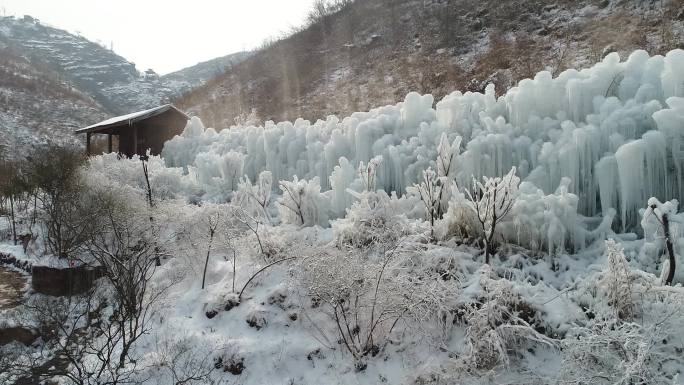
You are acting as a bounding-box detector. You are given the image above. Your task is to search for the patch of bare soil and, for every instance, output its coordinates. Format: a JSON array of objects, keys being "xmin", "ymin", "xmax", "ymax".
[{"xmin": 0, "ymin": 266, "xmax": 26, "ymax": 310}]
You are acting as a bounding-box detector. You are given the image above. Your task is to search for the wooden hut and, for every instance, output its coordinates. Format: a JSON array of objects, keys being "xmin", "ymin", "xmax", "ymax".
[{"xmin": 75, "ymin": 105, "xmax": 189, "ymax": 157}]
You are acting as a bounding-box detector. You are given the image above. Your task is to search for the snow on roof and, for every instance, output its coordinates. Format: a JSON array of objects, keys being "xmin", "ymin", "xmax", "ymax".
[{"xmin": 75, "ymin": 104, "xmax": 189, "ymax": 134}]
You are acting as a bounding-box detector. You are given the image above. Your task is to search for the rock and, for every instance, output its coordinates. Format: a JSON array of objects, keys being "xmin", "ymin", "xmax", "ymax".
[
  {"xmin": 602, "ymin": 44, "xmax": 617, "ymax": 58},
  {"xmin": 246, "ymin": 311, "xmax": 268, "ymax": 330},
  {"xmin": 205, "ymin": 309, "xmax": 218, "ymax": 319},
  {"xmin": 224, "ymin": 294, "xmax": 240, "ymax": 311},
  {"xmin": 267, "ymin": 289, "xmax": 288, "ymax": 309},
  {"xmin": 224, "ymin": 356, "xmax": 245, "ymax": 375},
  {"xmin": 307, "ymin": 348, "xmax": 325, "ymax": 361},
  {"xmin": 0, "ymin": 327, "xmax": 39, "ymax": 346}
]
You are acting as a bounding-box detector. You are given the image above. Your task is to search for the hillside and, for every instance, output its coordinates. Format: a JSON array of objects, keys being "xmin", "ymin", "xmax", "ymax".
[
  {"xmin": 162, "ymin": 52, "xmax": 251, "ymax": 96},
  {"xmin": 0, "ymin": 42, "xmax": 107, "ymax": 155},
  {"xmin": 0, "ymin": 15, "xmax": 177, "ymax": 114},
  {"xmin": 177, "ymin": 0, "xmax": 684, "ymax": 128},
  {"xmin": 0, "ymin": 15, "xmax": 248, "ymax": 156}
]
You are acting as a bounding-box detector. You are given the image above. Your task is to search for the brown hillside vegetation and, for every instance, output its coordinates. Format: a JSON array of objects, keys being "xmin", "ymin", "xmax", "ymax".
[{"xmin": 177, "ymin": 0, "xmax": 684, "ymax": 129}]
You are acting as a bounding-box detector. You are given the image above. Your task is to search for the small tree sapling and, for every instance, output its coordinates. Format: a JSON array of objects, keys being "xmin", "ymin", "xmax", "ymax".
[{"xmin": 466, "ymin": 167, "xmax": 520, "ymax": 264}]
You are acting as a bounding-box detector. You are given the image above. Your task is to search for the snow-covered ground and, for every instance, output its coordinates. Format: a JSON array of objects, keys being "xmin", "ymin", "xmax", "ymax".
[{"xmin": 2, "ymin": 48, "xmax": 684, "ymax": 385}]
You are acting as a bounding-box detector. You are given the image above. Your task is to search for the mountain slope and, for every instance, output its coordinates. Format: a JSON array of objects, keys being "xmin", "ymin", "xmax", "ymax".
[
  {"xmin": 0, "ymin": 41, "xmax": 107, "ymax": 155},
  {"xmin": 0, "ymin": 15, "xmax": 174, "ymax": 114},
  {"xmin": 0, "ymin": 15, "xmax": 249, "ymax": 155},
  {"xmin": 162, "ymin": 52, "xmax": 251, "ymax": 96},
  {"xmin": 177, "ymin": 0, "xmax": 684, "ymax": 128}
]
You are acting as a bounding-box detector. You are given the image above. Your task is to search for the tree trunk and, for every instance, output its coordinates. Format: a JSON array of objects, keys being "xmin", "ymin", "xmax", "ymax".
[
  {"xmin": 201, "ymin": 232, "xmax": 214, "ymax": 290},
  {"xmin": 142, "ymin": 160, "xmax": 161, "ymax": 266},
  {"xmin": 662, "ymin": 213, "xmax": 676, "ymax": 285},
  {"xmin": 9, "ymin": 194, "xmax": 16, "ymax": 245}
]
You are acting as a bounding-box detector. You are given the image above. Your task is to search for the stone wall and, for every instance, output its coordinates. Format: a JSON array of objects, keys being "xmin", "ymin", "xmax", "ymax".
[{"xmin": 0, "ymin": 326, "xmax": 38, "ymax": 346}]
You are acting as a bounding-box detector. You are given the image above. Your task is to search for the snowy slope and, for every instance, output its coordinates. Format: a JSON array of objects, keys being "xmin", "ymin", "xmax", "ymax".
[
  {"xmin": 0, "ymin": 15, "xmax": 172, "ymax": 114},
  {"xmin": 178, "ymin": 0, "xmax": 684, "ymax": 128},
  {"xmin": 0, "ymin": 42, "xmax": 107, "ymax": 156},
  {"xmin": 162, "ymin": 52, "xmax": 251, "ymax": 96}
]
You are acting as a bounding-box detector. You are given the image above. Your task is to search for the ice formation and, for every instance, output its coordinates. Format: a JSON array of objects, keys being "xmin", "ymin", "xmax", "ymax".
[{"xmin": 163, "ymin": 49, "xmax": 684, "ymax": 235}]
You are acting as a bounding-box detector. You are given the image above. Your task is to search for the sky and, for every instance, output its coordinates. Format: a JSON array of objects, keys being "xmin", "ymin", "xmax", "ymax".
[{"xmin": 0, "ymin": 0, "xmax": 316, "ymax": 74}]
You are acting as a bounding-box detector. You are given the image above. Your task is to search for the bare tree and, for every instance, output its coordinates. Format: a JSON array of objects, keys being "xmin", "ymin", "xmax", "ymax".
[
  {"xmin": 151, "ymin": 335, "xmax": 224, "ymax": 385},
  {"xmin": 409, "ymin": 134, "xmax": 462, "ymax": 240},
  {"xmin": 0, "ymin": 159, "xmax": 23, "ymax": 244},
  {"xmin": 67, "ymin": 189, "xmax": 173, "ymax": 380},
  {"xmin": 24, "ymin": 145, "xmax": 93, "ymax": 259},
  {"xmin": 201, "ymin": 210, "xmax": 221, "ymax": 290},
  {"xmin": 412, "ymin": 167, "xmax": 441, "ymax": 240},
  {"xmin": 466, "ymin": 167, "xmax": 520, "ymax": 264}
]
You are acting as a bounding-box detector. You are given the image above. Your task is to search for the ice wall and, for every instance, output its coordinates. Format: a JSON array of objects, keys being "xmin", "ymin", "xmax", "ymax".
[{"xmin": 162, "ymin": 49, "xmax": 684, "ymax": 232}]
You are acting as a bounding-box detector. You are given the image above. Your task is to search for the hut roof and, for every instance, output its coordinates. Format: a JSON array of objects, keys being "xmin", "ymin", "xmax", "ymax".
[{"xmin": 75, "ymin": 104, "xmax": 189, "ymax": 135}]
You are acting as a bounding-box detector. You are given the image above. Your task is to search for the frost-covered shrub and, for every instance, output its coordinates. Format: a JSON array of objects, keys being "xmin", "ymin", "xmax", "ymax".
[
  {"xmin": 233, "ymin": 170, "xmax": 273, "ymax": 222},
  {"xmin": 278, "ymin": 176, "xmax": 330, "ymax": 227},
  {"xmin": 24, "ymin": 146, "xmax": 104, "ymax": 259},
  {"xmin": 457, "ymin": 267, "xmax": 555, "ymax": 370},
  {"xmin": 145, "ymin": 334, "xmax": 223, "ymax": 385},
  {"xmin": 599, "ymin": 239, "xmax": 637, "ymax": 320},
  {"xmin": 466, "ymin": 167, "xmax": 520, "ymax": 263},
  {"xmin": 407, "ymin": 167, "xmax": 442, "ymax": 239},
  {"xmin": 575, "ymin": 239, "xmax": 664, "ymax": 323},
  {"xmin": 86, "ymin": 152, "xmax": 200, "ymax": 201},
  {"xmin": 297, "ymin": 243, "xmax": 457, "ymax": 362},
  {"xmin": 332, "ymin": 189, "xmax": 423, "ymax": 249},
  {"xmin": 407, "ymin": 134, "xmax": 462, "ymax": 240},
  {"xmin": 560, "ymin": 320, "xmax": 668, "ymax": 385},
  {"xmin": 437, "ymin": 181, "xmax": 480, "ymax": 241}
]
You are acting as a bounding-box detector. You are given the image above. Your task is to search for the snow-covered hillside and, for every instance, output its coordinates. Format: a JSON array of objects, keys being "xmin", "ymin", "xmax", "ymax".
[
  {"xmin": 3, "ymin": 49, "xmax": 684, "ymax": 385},
  {"xmin": 0, "ymin": 15, "xmax": 169, "ymax": 114},
  {"xmin": 0, "ymin": 41, "xmax": 107, "ymax": 155}
]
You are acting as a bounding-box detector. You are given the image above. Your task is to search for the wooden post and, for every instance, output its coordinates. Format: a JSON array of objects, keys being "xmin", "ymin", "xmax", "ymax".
[
  {"xmin": 86, "ymin": 132, "xmax": 91, "ymax": 156},
  {"xmin": 107, "ymin": 134, "xmax": 113, "ymax": 153},
  {"xmin": 133, "ymin": 127, "xmax": 138, "ymax": 156}
]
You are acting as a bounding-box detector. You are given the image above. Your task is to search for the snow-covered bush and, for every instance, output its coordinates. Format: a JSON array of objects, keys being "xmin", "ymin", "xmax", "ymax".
[
  {"xmin": 278, "ymin": 176, "xmax": 330, "ymax": 227},
  {"xmin": 437, "ymin": 181, "xmax": 480, "ymax": 241},
  {"xmin": 233, "ymin": 170, "xmax": 273, "ymax": 222},
  {"xmin": 456, "ymin": 267, "xmax": 555, "ymax": 370},
  {"xmin": 466, "ymin": 167, "xmax": 520, "ymax": 264},
  {"xmin": 560, "ymin": 320, "xmax": 667, "ymax": 385},
  {"xmin": 574, "ymin": 239, "xmax": 664, "ymax": 322},
  {"xmin": 599, "ymin": 239, "xmax": 637, "ymax": 320},
  {"xmin": 332, "ymin": 189, "xmax": 423, "ymax": 249},
  {"xmin": 145, "ymin": 333, "xmax": 224, "ymax": 385},
  {"xmin": 407, "ymin": 167, "xmax": 442, "ymax": 239},
  {"xmin": 86, "ymin": 152, "xmax": 200, "ymax": 201},
  {"xmin": 297, "ymin": 241, "xmax": 456, "ymax": 364}
]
